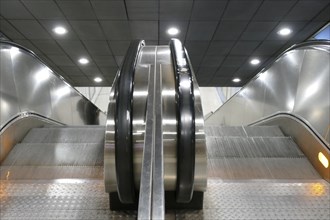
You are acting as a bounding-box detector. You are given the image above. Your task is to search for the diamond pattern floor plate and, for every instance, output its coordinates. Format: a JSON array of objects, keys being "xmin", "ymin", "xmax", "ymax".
[{"xmin": 1, "ymin": 179, "xmax": 329, "ymax": 220}]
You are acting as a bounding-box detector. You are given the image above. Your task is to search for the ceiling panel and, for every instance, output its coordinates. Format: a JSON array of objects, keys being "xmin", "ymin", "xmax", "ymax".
[
  {"xmin": 0, "ymin": 19, "xmax": 25, "ymax": 40},
  {"xmin": 126, "ymin": 1, "xmax": 158, "ymax": 20},
  {"xmin": 197, "ymin": 67, "xmax": 218, "ymax": 78},
  {"xmin": 80, "ymin": 65, "xmax": 101, "ymax": 76},
  {"xmin": 1, "ymin": 0, "xmax": 328, "ymax": 87},
  {"xmin": 69, "ymin": 76, "xmax": 91, "ymax": 84},
  {"xmin": 100, "ymin": 21, "xmax": 131, "ymax": 40},
  {"xmin": 47, "ymin": 54, "xmax": 75, "ymax": 66},
  {"xmin": 222, "ymin": 56, "xmax": 248, "ymax": 67},
  {"xmin": 253, "ymin": 0, "xmax": 297, "ymax": 21},
  {"xmin": 230, "ymin": 41, "xmax": 260, "ymax": 56},
  {"xmin": 241, "ymin": 22, "xmax": 278, "ymax": 41},
  {"xmin": 56, "ymin": 40, "xmax": 90, "ymax": 60},
  {"xmin": 56, "ymin": 0, "xmax": 97, "ymax": 20},
  {"xmin": 222, "ymin": 0, "xmax": 263, "ymax": 21},
  {"xmin": 100, "ymin": 66, "xmax": 119, "ymax": 76},
  {"xmin": 130, "ymin": 21, "xmax": 158, "ymax": 40},
  {"xmin": 40, "ymin": 20, "xmax": 79, "ymax": 40},
  {"xmin": 91, "ymin": 0, "xmax": 127, "ymax": 20},
  {"xmin": 266, "ymin": 21, "xmax": 307, "ymax": 40},
  {"xmin": 206, "ymin": 41, "xmax": 235, "ymax": 57},
  {"xmin": 115, "ymin": 56, "xmax": 124, "ymax": 66},
  {"xmin": 189, "ymin": 56, "xmax": 203, "ymax": 69},
  {"xmin": 190, "ymin": 1, "xmax": 226, "ymax": 21},
  {"xmin": 159, "ymin": 21, "xmax": 188, "ymax": 42},
  {"xmin": 93, "ymin": 55, "xmax": 117, "ymax": 67},
  {"xmin": 184, "ymin": 41, "xmax": 209, "ymax": 56},
  {"xmin": 21, "ymin": 0, "xmax": 64, "ymax": 19},
  {"xmin": 160, "ymin": 1, "xmax": 193, "ymax": 20},
  {"xmin": 214, "ymin": 21, "xmax": 248, "ymax": 41},
  {"xmin": 82, "ymin": 40, "xmax": 112, "ymax": 56},
  {"xmin": 186, "ymin": 22, "xmax": 218, "ymax": 41},
  {"xmin": 59, "ymin": 66, "xmax": 85, "ymax": 76},
  {"xmin": 216, "ymin": 66, "xmax": 239, "ymax": 77},
  {"xmin": 252, "ymin": 40, "xmax": 287, "ymax": 56},
  {"xmin": 109, "ymin": 41, "xmax": 131, "ymax": 56},
  {"xmin": 0, "ymin": 0, "xmax": 33, "ymax": 19},
  {"xmin": 284, "ymin": 0, "xmax": 330, "ymax": 21},
  {"xmin": 200, "ymin": 56, "xmax": 225, "ymax": 67},
  {"xmin": 9, "ymin": 20, "xmax": 52, "ymax": 39},
  {"xmin": 70, "ymin": 21, "xmax": 105, "ymax": 40},
  {"xmin": 31, "ymin": 39, "xmax": 64, "ymax": 55}
]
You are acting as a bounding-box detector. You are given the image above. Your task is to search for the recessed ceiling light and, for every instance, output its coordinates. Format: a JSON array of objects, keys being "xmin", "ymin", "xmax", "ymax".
[
  {"xmin": 250, "ymin": 58, "xmax": 260, "ymax": 65},
  {"xmin": 78, "ymin": 58, "xmax": 89, "ymax": 64},
  {"xmin": 277, "ymin": 28, "xmax": 292, "ymax": 36},
  {"xmin": 53, "ymin": 26, "xmax": 67, "ymax": 35},
  {"xmin": 232, "ymin": 78, "xmax": 241, "ymax": 83},
  {"xmin": 94, "ymin": 77, "xmax": 102, "ymax": 83},
  {"xmin": 167, "ymin": 27, "xmax": 179, "ymax": 36}
]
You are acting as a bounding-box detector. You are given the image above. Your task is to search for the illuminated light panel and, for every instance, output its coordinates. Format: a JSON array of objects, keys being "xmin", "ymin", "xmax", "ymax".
[
  {"xmin": 167, "ymin": 27, "xmax": 179, "ymax": 36},
  {"xmin": 232, "ymin": 78, "xmax": 241, "ymax": 83},
  {"xmin": 277, "ymin": 28, "xmax": 292, "ymax": 36},
  {"xmin": 53, "ymin": 26, "xmax": 67, "ymax": 35},
  {"xmin": 78, "ymin": 57, "xmax": 89, "ymax": 64},
  {"xmin": 94, "ymin": 77, "xmax": 102, "ymax": 83},
  {"xmin": 250, "ymin": 58, "xmax": 260, "ymax": 65},
  {"xmin": 318, "ymin": 152, "xmax": 329, "ymax": 168}
]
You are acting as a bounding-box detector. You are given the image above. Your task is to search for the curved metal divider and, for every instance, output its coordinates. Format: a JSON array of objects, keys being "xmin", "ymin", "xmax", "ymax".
[
  {"xmin": 114, "ymin": 40, "xmax": 145, "ymax": 203},
  {"xmin": 169, "ymin": 39, "xmax": 196, "ymax": 203}
]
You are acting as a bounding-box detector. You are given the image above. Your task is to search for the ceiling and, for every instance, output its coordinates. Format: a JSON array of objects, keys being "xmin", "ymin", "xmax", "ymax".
[{"xmin": 0, "ymin": 0, "xmax": 329, "ymax": 87}]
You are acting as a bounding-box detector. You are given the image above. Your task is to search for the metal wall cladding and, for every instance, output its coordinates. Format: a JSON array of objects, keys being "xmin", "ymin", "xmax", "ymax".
[
  {"xmin": 0, "ymin": 42, "xmax": 106, "ymax": 128},
  {"xmin": 207, "ymin": 43, "xmax": 330, "ymax": 143}
]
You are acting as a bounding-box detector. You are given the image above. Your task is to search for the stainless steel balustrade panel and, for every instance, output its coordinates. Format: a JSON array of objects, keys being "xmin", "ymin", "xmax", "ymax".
[
  {"xmin": 206, "ymin": 42, "xmax": 330, "ymax": 143},
  {"xmin": 0, "ymin": 45, "xmax": 19, "ymax": 126},
  {"xmin": 49, "ymin": 76, "xmax": 74, "ymax": 125},
  {"xmin": 262, "ymin": 50, "xmax": 304, "ymax": 116},
  {"xmin": 11, "ymin": 49, "xmax": 53, "ymax": 118},
  {"xmin": 0, "ymin": 41, "xmax": 106, "ymax": 130},
  {"xmin": 294, "ymin": 49, "xmax": 330, "ymax": 142}
]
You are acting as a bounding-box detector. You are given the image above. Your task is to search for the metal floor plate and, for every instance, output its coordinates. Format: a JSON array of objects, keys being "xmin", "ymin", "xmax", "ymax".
[{"xmin": 1, "ymin": 178, "xmax": 329, "ymax": 220}]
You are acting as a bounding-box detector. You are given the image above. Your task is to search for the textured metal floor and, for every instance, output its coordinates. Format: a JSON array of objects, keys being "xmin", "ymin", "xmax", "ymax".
[{"xmin": 0, "ymin": 125, "xmax": 329, "ymax": 219}]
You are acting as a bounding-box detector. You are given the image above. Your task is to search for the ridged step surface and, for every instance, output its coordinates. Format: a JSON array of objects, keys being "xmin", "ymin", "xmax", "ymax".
[
  {"xmin": 22, "ymin": 126, "xmax": 105, "ymax": 143},
  {"xmin": 205, "ymin": 125, "xmax": 321, "ymax": 180}
]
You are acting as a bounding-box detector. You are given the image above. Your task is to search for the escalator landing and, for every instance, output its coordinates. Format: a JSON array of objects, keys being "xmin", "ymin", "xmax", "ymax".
[{"xmin": 1, "ymin": 178, "xmax": 329, "ymax": 220}]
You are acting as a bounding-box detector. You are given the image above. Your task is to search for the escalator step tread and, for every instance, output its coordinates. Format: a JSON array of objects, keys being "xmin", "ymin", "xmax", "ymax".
[
  {"xmin": 2, "ymin": 143, "xmax": 104, "ymax": 166},
  {"xmin": 22, "ymin": 127, "xmax": 105, "ymax": 143},
  {"xmin": 207, "ymin": 136, "xmax": 304, "ymax": 158}
]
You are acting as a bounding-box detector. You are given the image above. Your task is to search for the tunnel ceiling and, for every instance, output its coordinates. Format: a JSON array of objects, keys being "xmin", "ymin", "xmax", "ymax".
[{"xmin": 0, "ymin": 0, "xmax": 329, "ymax": 87}]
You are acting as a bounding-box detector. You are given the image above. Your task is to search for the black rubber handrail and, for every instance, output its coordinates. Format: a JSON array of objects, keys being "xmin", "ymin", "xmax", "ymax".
[
  {"xmin": 249, "ymin": 112, "xmax": 330, "ymax": 150},
  {"xmin": 170, "ymin": 39, "xmax": 196, "ymax": 203},
  {"xmin": 114, "ymin": 39, "xmax": 145, "ymax": 203}
]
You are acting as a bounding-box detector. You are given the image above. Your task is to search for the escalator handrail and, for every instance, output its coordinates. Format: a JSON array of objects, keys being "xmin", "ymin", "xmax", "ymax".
[
  {"xmin": 114, "ymin": 39, "xmax": 145, "ymax": 203},
  {"xmin": 170, "ymin": 38, "xmax": 196, "ymax": 203}
]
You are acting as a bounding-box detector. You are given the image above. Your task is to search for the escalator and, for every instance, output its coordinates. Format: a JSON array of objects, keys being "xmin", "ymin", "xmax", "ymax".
[{"xmin": 1, "ymin": 39, "xmax": 329, "ymax": 219}]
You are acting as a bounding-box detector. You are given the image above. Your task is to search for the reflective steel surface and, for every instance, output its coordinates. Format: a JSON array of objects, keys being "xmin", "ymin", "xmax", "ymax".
[
  {"xmin": 104, "ymin": 44, "xmax": 207, "ymax": 193},
  {"xmin": 207, "ymin": 42, "xmax": 330, "ymax": 144},
  {"xmin": 0, "ymin": 41, "xmax": 106, "ymax": 128}
]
